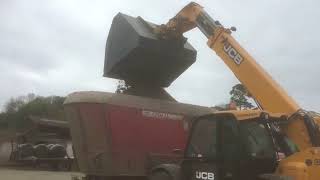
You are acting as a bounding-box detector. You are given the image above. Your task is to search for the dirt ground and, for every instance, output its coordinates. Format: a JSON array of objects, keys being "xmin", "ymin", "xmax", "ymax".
[
  {"xmin": 0, "ymin": 168, "xmax": 84, "ymax": 180},
  {"xmin": 0, "ymin": 142, "xmax": 10, "ymax": 163}
]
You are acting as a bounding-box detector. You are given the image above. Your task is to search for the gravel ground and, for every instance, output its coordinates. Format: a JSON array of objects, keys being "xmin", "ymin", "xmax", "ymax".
[
  {"xmin": 0, "ymin": 168, "xmax": 84, "ymax": 180},
  {"xmin": 0, "ymin": 142, "xmax": 11, "ymax": 164}
]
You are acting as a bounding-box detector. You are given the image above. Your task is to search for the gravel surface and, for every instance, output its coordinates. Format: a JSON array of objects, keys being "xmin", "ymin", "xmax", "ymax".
[
  {"xmin": 0, "ymin": 142, "xmax": 11, "ymax": 164},
  {"xmin": 0, "ymin": 168, "xmax": 84, "ymax": 180}
]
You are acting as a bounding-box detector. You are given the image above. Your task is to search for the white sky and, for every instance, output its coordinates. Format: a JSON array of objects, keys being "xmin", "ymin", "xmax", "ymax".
[{"xmin": 0, "ymin": 0, "xmax": 319, "ymax": 112}]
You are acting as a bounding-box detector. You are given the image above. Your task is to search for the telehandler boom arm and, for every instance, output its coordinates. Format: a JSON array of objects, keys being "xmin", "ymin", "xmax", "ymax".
[
  {"xmin": 156, "ymin": 2, "xmax": 299, "ymax": 113},
  {"xmin": 155, "ymin": 2, "xmax": 320, "ymax": 149}
]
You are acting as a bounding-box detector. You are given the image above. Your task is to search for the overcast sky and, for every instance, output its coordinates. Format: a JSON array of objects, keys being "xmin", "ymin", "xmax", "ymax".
[{"xmin": 0, "ymin": 0, "xmax": 319, "ymax": 112}]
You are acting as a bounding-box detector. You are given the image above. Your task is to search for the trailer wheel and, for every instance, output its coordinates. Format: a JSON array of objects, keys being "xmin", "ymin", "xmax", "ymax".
[{"xmin": 150, "ymin": 171, "xmax": 173, "ymax": 180}]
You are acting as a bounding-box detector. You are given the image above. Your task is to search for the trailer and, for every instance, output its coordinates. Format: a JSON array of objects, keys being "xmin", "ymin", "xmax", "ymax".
[
  {"xmin": 8, "ymin": 117, "xmax": 73, "ymax": 171},
  {"xmin": 64, "ymin": 91, "xmax": 214, "ymax": 180}
]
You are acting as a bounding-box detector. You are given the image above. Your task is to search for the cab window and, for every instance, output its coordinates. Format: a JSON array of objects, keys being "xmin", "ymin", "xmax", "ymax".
[
  {"xmin": 186, "ymin": 118, "xmax": 217, "ymax": 158},
  {"xmin": 221, "ymin": 119, "xmax": 239, "ymax": 160},
  {"xmin": 239, "ymin": 121, "xmax": 275, "ymax": 158}
]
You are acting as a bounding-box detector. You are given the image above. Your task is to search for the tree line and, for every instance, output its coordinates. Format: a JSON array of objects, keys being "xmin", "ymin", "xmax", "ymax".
[
  {"xmin": 1, "ymin": 83, "xmax": 254, "ymax": 130},
  {"xmin": 116, "ymin": 80, "xmax": 256, "ymax": 110},
  {"xmin": 0, "ymin": 93, "xmax": 66, "ymax": 130}
]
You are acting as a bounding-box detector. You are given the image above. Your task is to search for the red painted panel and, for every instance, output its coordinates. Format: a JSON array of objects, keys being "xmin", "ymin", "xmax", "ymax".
[
  {"xmin": 78, "ymin": 104, "xmax": 107, "ymax": 152},
  {"xmin": 107, "ymin": 105, "xmax": 187, "ymax": 174}
]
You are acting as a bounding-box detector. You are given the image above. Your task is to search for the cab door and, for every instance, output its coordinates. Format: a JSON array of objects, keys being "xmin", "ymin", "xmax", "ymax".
[
  {"xmin": 219, "ymin": 116, "xmax": 242, "ymax": 180},
  {"xmin": 181, "ymin": 114, "xmax": 241, "ymax": 180},
  {"xmin": 237, "ymin": 120, "xmax": 278, "ymax": 179}
]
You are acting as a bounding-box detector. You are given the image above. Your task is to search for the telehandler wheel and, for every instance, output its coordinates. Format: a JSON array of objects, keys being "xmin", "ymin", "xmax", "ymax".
[{"xmin": 150, "ymin": 171, "xmax": 173, "ymax": 180}]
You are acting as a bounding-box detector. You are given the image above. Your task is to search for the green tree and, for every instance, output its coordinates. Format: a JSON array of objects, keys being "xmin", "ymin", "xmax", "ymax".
[
  {"xmin": 0, "ymin": 112, "xmax": 8, "ymax": 128},
  {"xmin": 4, "ymin": 93, "xmax": 36, "ymax": 113},
  {"xmin": 2, "ymin": 94, "xmax": 66, "ymax": 130},
  {"xmin": 18, "ymin": 96, "xmax": 66, "ymax": 120},
  {"xmin": 5, "ymin": 97, "xmax": 25, "ymax": 113},
  {"xmin": 229, "ymin": 84, "xmax": 254, "ymax": 110},
  {"xmin": 116, "ymin": 80, "xmax": 130, "ymax": 94}
]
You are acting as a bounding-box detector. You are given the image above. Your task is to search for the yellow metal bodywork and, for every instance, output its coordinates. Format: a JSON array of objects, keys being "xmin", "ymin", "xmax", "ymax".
[
  {"xmin": 206, "ymin": 29, "xmax": 299, "ymax": 114},
  {"xmin": 155, "ymin": 2, "xmax": 203, "ymax": 38},
  {"xmin": 220, "ymin": 110, "xmax": 320, "ymax": 180},
  {"xmin": 157, "ymin": 1, "xmax": 312, "ymax": 150},
  {"xmin": 207, "ymin": 28, "xmax": 311, "ymax": 150},
  {"xmin": 312, "ymin": 114, "xmax": 320, "ymax": 125},
  {"xmin": 155, "ymin": 2, "xmax": 320, "ymax": 180},
  {"xmin": 276, "ymin": 148, "xmax": 320, "ymax": 180},
  {"xmin": 208, "ymin": 28, "xmax": 320, "ymax": 180},
  {"xmin": 216, "ymin": 109, "xmax": 282, "ymax": 121}
]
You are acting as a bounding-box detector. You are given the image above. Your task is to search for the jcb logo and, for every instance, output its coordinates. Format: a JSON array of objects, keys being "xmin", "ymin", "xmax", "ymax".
[
  {"xmin": 195, "ymin": 171, "xmax": 215, "ymax": 180},
  {"xmin": 223, "ymin": 41, "xmax": 243, "ymax": 65}
]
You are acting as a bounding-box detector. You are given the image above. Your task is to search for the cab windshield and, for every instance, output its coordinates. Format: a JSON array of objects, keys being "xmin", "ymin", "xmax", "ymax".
[
  {"xmin": 186, "ymin": 117, "xmax": 276, "ymax": 159},
  {"xmin": 239, "ymin": 121, "xmax": 275, "ymax": 159}
]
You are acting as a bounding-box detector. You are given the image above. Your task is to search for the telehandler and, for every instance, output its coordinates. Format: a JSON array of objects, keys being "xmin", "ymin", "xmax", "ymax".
[
  {"xmin": 65, "ymin": 2, "xmax": 320, "ymax": 180},
  {"xmin": 147, "ymin": 2, "xmax": 320, "ymax": 180}
]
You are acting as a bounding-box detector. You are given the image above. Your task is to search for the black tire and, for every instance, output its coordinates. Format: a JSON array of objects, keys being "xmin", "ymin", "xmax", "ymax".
[
  {"xmin": 150, "ymin": 171, "xmax": 173, "ymax": 180},
  {"xmin": 18, "ymin": 143, "xmax": 34, "ymax": 159},
  {"xmin": 33, "ymin": 144, "xmax": 49, "ymax": 158}
]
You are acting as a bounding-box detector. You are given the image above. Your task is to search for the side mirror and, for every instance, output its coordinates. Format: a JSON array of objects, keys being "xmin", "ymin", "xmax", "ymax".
[{"xmin": 172, "ymin": 149, "xmax": 183, "ymax": 155}]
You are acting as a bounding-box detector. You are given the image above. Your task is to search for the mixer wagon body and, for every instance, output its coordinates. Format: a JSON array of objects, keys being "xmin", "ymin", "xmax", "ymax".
[{"xmin": 64, "ymin": 91, "xmax": 213, "ymax": 178}]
